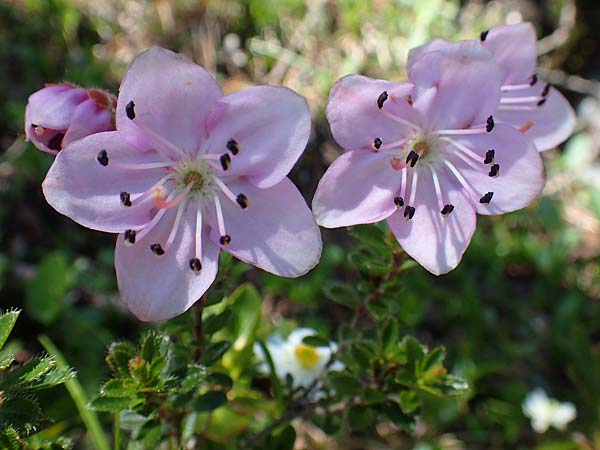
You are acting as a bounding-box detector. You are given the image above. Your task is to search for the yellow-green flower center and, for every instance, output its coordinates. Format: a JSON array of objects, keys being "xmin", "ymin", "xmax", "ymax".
[{"xmin": 294, "ymin": 344, "xmax": 320, "ymax": 369}]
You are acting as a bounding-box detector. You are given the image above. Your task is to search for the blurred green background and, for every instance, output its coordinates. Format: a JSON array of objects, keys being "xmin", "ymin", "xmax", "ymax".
[{"xmin": 1, "ymin": 0, "xmax": 600, "ymax": 448}]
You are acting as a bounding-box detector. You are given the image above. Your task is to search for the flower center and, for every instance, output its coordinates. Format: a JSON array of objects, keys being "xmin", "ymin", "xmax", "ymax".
[
  {"xmin": 294, "ymin": 344, "xmax": 320, "ymax": 369},
  {"xmin": 183, "ymin": 170, "xmax": 206, "ymax": 191}
]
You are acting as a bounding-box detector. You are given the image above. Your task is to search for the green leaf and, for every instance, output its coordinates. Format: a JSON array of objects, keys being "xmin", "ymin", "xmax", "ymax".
[
  {"xmin": 301, "ymin": 335, "xmax": 330, "ymax": 347},
  {"xmin": 193, "ymin": 390, "xmax": 227, "ymax": 412},
  {"xmin": 119, "ymin": 410, "xmax": 148, "ymax": 432},
  {"xmin": 141, "ymin": 332, "xmax": 167, "ymax": 363},
  {"xmin": 202, "ymin": 341, "xmax": 231, "ymax": 365},
  {"xmin": 379, "ymin": 318, "xmax": 399, "ymax": 356},
  {"xmin": 347, "ymin": 405, "xmax": 373, "ymax": 431},
  {"xmin": 106, "ymin": 341, "xmax": 137, "ymax": 377},
  {"xmin": 0, "ymin": 396, "xmax": 42, "ymax": 432},
  {"xmin": 227, "ymin": 284, "xmax": 262, "ymax": 351},
  {"xmin": 323, "ymin": 282, "xmax": 360, "ymax": 308},
  {"xmin": 100, "ymin": 378, "xmax": 136, "ymax": 398},
  {"xmin": 267, "ymin": 424, "xmax": 296, "ymax": 450},
  {"xmin": 0, "ymin": 427, "xmax": 22, "ymax": 450},
  {"xmin": 89, "ymin": 396, "xmax": 131, "ymax": 413},
  {"xmin": 180, "ymin": 364, "xmax": 208, "ymax": 393},
  {"xmin": 399, "ymin": 390, "xmax": 420, "ymax": 413},
  {"xmin": 25, "ymin": 252, "xmax": 70, "ymax": 325},
  {"xmin": 203, "ymin": 310, "xmax": 233, "ymax": 335},
  {"xmin": 327, "ymin": 372, "xmax": 362, "ymax": 396},
  {"xmin": 0, "ymin": 310, "xmax": 20, "ymax": 351},
  {"xmin": 205, "ymin": 372, "xmax": 233, "ymax": 391}
]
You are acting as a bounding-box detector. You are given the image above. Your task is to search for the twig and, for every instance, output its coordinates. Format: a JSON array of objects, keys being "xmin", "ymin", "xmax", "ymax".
[{"xmin": 537, "ymin": 0, "xmax": 577, "ymax": 56}]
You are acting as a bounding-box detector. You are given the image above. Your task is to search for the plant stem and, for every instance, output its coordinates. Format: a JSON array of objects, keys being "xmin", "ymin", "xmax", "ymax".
[
  {"xmin": 114, "ymin": 412, "xmax": 121, "ymax": 450},
  {"xmin": 39, "ymin": 335, "xmax": 111, "ymax": 450},
  {"xmin": 193, "ymin": 295, "xmax": 206, "ymax": 361}
]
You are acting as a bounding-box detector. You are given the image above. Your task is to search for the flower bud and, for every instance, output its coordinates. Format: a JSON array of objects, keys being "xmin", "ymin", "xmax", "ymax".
[{"xmin": 25, "ymin": 83, "xmax": 116, "ymax": 154}]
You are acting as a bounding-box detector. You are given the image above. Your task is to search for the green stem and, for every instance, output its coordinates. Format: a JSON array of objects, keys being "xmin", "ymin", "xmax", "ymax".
[
  {"xmin": 39, "ymin": 335, "xmax": 111, "ymax": 450},
  {"xmin": 114, "ymin": 412, "xmax": 121, "ymax": 450}
]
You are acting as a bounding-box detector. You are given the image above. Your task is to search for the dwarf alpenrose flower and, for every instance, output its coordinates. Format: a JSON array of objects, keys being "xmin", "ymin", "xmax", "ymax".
[
  {"xmin": 408, "ymin": 22, "xmax": 575, "ymax": 151},
  {"xmin": 25, "ymin": 83, "xmax": 116, "ymax": 154},
  {"xmin": 522, "ymin": 388, "xmax": 576, "ymax": 433},
  {"xmin": 313, "ymin": 40, "xmax": 546, "ymax": 275},
  {"xmin": 42, "ymin": 47, "xmax": 322, "ymax": 321},
  {"xmin": 254, "ymin": 328, "xmax": 343, "ymax": 391}
]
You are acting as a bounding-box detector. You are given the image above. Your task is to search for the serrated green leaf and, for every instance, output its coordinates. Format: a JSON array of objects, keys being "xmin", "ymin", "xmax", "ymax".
[
  {"xmin": 100, "ymin": 378, "xmax": 136, "ymax": 398},
  {"xmin": 106, "ymin": 341, "xmax": 137, "ymax": 377},
  {"xmin": 0, "ymin": 427, "xmax": 21, "ymax": 450},
  {"xmin": 20, "ymin": 356, "xmax": 55, "ymax": 383},
  {"xmin": 119, "ymin": 410, "xmax": 148, "ymax": 432},
  {"xmin": 141, "ymin": 332, "xmax": 167, "ymax": 363},
  {"xmin": 180, "ymin": 364, "xmax": 207, "ymax": 393},
  {"xmin": 327, "ymin": 372, "xmax": 362, "ymax": 396},
  {"xmin": 0, "ymin": 396, "xmax": 42, "ymax": 432},
  {"xmin": 0, "ymin": 353, "xmax": 15, "ymax": 370},
  {"xmin": 421, "ymin": 347, "xmax": 446, "ymax": 375},
  {"xmin": 89, "ymin": 396, "xmax": 131, "ymax": 413},
  {"xmin": 379, "ymin": 318, "xmax": 399, "ymax": 356},
  {"xmin": 193, "ymin": 390, "xmax": 227, "ymax": 412},
  {"xmin": 0, "ymin": 310, "xmax": 20, "ymax": 351},
  {"xmin": 399, "ymin": 390, "xmax": 420, "ymax": 413}
]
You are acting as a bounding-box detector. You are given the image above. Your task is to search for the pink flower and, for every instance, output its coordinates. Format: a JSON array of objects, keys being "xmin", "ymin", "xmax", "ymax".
[
  {"xmin": 25, "ymin": 83, "xmax": 116, "ymax": 154},
  {"xmin": 313, "ymin": 41, "xmax": 545, "ymax": 275},
  {"xmin": 409, "ymin": 23, "xmax": 575, "ymax": 151},
  {"xmin": 42, "ymin": 47, "xmax": 322, "ymax": 321}
]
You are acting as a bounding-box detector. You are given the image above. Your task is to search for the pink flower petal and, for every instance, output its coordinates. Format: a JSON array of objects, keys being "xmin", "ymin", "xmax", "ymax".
[
  {"xmin": 205, "ymin": 86, "xmax": 310, "ymax": 188},
  {"xmin": 446, "ymin": 123, "xmax": 545, "ymax": 215},
  {"xmin": 115, "ymin": 204, "xmax": 219, "ymax": 321},
  {"xmin": 312, "ymin": 149, "xmax": 401, "ymax": 228},
  {"xmin": 408, "ymin": 41, "xmax": 502, "ymax": 131},
  {"xmin": 496, "ymin": 85, "xmax": 575, "ymax": 151},
  {"xmin": 116, "ymin": 47, "xmax": 223, "ymax": 156},
  {"xmin": 42, "ymin": 131, "xmax": 167, "ymax": 232},
  {"xmin": 207, "ymin": 178, "xmax": 322, "ymax": 277},
  {"xmin": 387, "ymin": 170, "xmax": 476, "ymax": 275},
  {"xmin": 326, "ymin": 75, "xmax": 416, "ymax": 151},
  {"xmin": 25, "ymin": 84, "xmax": 87, "ymax": 132},
  {"xmin": 482, "ymin": 23, "xmax": 537, "ymax": 85},
  {"xmin": 406, "ymin": 38, "xmax": 452, "ymax": 73},
  {"xmin": 62, "ymin": 99, "xmax": 114, "ymax": 147}
]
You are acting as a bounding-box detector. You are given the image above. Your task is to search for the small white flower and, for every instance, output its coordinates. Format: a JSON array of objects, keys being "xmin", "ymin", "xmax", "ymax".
[
  {"xmin": 522, "ymin": 388, "xmax": 576, "ymax": 433},
  {"xmin": 254, "ymin": 328, "xmax": 344, "ymax": 390}
]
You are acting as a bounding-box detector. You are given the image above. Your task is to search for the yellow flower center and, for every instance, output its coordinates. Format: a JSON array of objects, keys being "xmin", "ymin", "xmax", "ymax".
[
  {"xmin": 183, "ymin": 170, "xmax": 206, "ymax": 191},
  {"xmin": 294, "ymin": 344, "xmax": 320, "ymax": 369}
]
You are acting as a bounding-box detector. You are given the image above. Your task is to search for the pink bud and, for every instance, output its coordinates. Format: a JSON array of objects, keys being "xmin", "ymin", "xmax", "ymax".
[{"xmin": 25, "ymin": 83, "xmax": 116, "ymax": 154}]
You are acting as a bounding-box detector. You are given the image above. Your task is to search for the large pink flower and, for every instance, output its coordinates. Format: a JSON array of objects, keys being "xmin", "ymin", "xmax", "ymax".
[
  {"xmin": 25, "ymin": 84, "xmax": 116, "ymax": 154},
  {"xmin": 313, "ymin": 41, "xmax": 545, "ymax": 275},
  {"xmin": 42, "ymin": 47, "xmax": 322, "ymax": 321},
  {"xmin": 408, "ymin": 23, "xmax": 575, "ymax": 151}
]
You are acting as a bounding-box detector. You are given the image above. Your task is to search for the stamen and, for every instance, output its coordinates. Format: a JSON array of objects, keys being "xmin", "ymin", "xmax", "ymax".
[
  {"xmin": 501, "ymin": 82, "xmax": 537, "ymax": 92},
  {"xmin": 131, "ymin": 174, "xmax": 173, "ymax": 205},
  {"xmin": 124, "ymin": 229, "xmax": 136, "ymax": 247},
  {"xmin": 437, "ymin": 127, "xmax": 489, "ymax": 136},
  {"xmin": 379, "ymin": 137, "xmax": 410, "ymax": 151},
  {"xmin": 408, "ymin": 169, "xmax": 418, "ymax": 208},
  {"xmin": 236, "ymin": 193, "xmax": 249, "ymax": 209},
  {"xmin": 163, "ymin": 198, "xmax": 187, "ymax": 252},
  {"xmin": 480, "ymin": 30, "xmax": 489, "ymax": 41},
  {"xmin": 440, "ymin": 137, "xmax": 483, "ymax": 166},
  {"xmin": 444, "ymin": 160, "xmax": 480, "ymax": 204},
  {"xmin": 500, "ymin": 96, "xmax": 546, "ymax": 105},
  {"xmin": 213, "ymin": 177, "xmax": 239, "ymax": 205},
  {"xmin": 486, "ymin": 116, "xmax": 494, "ymax": 132},
  {"xmin": 47, "ymin": 133, "xmax": 64, "ymax": 151},
  {"xmin": 120, "ymin": 192, "xmax": 132, "ymax": 207},
  {"xmin": 530, "ymin": 74, "xmax": 538, "ymax": 86},
  {"xmin": 220, "ymin": 153, "xmax": 231, "ymax": 171},
  {"xmin": 372, "ymin": 137, "xmax": 382, "ymax": 151},
  {"xmin": 399, "ymin": 168, "xmax": 408, "ymax": 202},
  {"xmin": 125, "ymin": 101, "xmax": 136, "ymax": 120},
  {"xmin": 194, "ymin": 205, "xmax": 203, "ymax": 263},
  {"xmin": 394, "ymin": 196, "xmax": 404, "ymax": 207},
  {"xmin": 213, "ymin": 195, "xmax": 229, "ymax": 246},
  {"xmin": 97, "ymin": 149, "xmax": 109, "ymax": 166},
  {"xmin": 189, "ymin": 258, "xmax": 202, "ymax": 273},
  {"xmin": 150, "ymin": 243, "xmax": 165, "ymax": 255},
  {"xmin": 488, "ymin": 164, "xmax": 500, "ymax": 177},
  {"xmin": 226, "ymin": 139, "xmax": 240, "ymax": 155},
  {"xmin": 484, "ymin": 149, "xmax": 495, "ymax": 164},
  {"xmin": 126, "ymin": 106, "xmax": 187, "ymax": 159},
  {"xmin": 541, "ymin": 83, "xmax": 551, "ymax": 97},
  {"xmin": 498, "ymin": 105, "xmax": 540, "ymax": 111},
  {"xmin": 441, "ymin": 204, "xmax": 454, "ymax": 216},
  {"xmin": 537, "ymin": 98, "xmax": 547, "ymax": 107},
  {"xmin": 105, "ymin": 161, "xmax": 174, "ymax": 171},
  {"xmin": 479, "ymin": 192, "xmax": 494, "ymax": 204},
  {"xmin": 404, "ymin": 206, "xmax": 415, "ymax": 220},
  {"xmin": 430, "ymin": 169, "xmax": 445, "ymax": 212},
  {"xmin": 134, "ymin": 190, "xmax": 178, "ymax": 242},
  {"xmin": 376, "ymin": 91, "xmax": 388, "ymax": 109},
  {"xmin": 380, "ymin": 108, "xmax": 421, "ymax": 131},
  {"xmin": 406, "ymin": 150, "xmax": 419, "ymax": 167}
]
